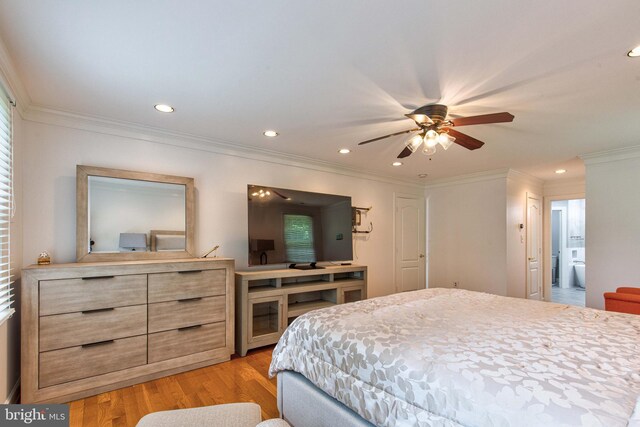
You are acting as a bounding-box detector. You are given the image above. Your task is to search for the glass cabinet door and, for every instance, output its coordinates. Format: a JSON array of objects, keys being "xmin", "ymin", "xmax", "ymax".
[
  {"xmin": 248, "ymin": 295, "xmax": 284, "ymax": 343},
  {"xmin": 341, "ymin": 285, "xmax": 365, "ymax": 304}
]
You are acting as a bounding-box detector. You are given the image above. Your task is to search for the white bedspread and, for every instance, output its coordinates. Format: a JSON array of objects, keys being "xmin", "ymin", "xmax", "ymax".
[{"xmin": 269, "ymin": 288, "xmax": 640, "ymax": 426}]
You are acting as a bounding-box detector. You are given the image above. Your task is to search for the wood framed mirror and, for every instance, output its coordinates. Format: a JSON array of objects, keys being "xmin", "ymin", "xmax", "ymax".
[{"xmin": 76, "ymin": 165, "xmax": 195, "ymax": 262}]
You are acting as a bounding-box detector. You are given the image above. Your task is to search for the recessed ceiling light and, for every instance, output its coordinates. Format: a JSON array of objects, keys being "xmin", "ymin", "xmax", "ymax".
[
  {"xmin": 338, "ymin": 148, "xmax": 351, "ymax": 154},
  {"xmin": 392, "ymin": 161, "xmax": 403, "ymax": 167},
  {"xmin": 627, "ymin": 45, "xmax": 640, "ymax": 57},
  {"xmin": 555, "ymin": 169, "xmax": 567, "ymax": 174},
  {"xmin": 418, "ymin": 173, "xmax": 428, "ymax": 178},
  {"xmin": 154, "ymin": 104, "xmax": 174, "ymax": 113},
  {"xmin": 263, "ymin": 130, "xmax": 278, "ymax": 137}
]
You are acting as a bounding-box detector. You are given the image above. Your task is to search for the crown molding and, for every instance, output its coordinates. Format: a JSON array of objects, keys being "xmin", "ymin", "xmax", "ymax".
[
  {"xmin": 23, "ymin": 104, "xmax": 425, "ymax": 189},
  {"xmin": 0, "ymin": 35, "xmax": 31, "ymax": 118},
  {"xmin": 580, "ymin": 144, "xmax": 640, "ymax": 165},
  {"xmin": 543, "ymin": 177, "xmax": 585, "ymax": 192},
  {"xmin": 424, "ymin": 168, "xmax": 511, "ymax": 189},
  {"xmin": 506, "ymin": 169, "xmax": 544, "ymax": 187}
]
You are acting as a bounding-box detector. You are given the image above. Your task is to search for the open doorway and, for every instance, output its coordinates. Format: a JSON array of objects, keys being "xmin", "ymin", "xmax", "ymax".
[{"xmin": 550, "ymin": 199, "xmax": 585, "ymax": 306}]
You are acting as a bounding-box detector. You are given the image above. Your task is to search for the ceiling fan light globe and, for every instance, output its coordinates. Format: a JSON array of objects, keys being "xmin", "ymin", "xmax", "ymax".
[
  {"xmin": 422, "ymin": 145, "xmax": 437, "ymax": 156},
  {"xmin": 405, "ymin": 134, "xmax": 423, "ymax": 152},
  {"xmin": 424, "ymin": 129, "xmax": 438, "ymax": 148},
  {"xmin": 438, "ymin": 133, "xmax": 455, "ymax": 150}
]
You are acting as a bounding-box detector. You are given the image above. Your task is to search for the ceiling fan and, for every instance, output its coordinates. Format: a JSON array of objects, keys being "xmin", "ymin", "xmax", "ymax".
[{"xmin": 358, "ymin": 104, "xmax": 514, "ymax": 159}]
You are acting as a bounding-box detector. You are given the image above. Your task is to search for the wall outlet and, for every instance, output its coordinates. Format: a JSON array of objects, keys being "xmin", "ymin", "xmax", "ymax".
[{"xmin": 453, "ymin": 281, "xmax": 459, "ymax": 288}]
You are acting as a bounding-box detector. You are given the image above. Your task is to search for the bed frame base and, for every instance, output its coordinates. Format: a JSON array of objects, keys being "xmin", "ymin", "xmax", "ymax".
[{"xmin": 277, "ymin": 371, "xmax": 373, "ymax": 427}]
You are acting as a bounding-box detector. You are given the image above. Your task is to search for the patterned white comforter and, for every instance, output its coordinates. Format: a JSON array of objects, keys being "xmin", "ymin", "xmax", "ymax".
[{"xmin": 269, "ymin": 288, "xmax": 640, "ymax": 427}]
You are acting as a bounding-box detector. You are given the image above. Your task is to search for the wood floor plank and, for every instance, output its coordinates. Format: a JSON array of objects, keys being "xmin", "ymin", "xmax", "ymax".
[
  {"xmin": 81, "ymin": 396, "xmax": 98, "ymax": 427},
  {"xmin": 68, "ymin": 400, "xmax": 84, "ymax": 427},
  {"xmin": 67, "ymin": 347, "xmax": 278, "ymax": 426},
  {"xmin": 120, "ymin": 386, "xmax": 143, "ymax": 427}
]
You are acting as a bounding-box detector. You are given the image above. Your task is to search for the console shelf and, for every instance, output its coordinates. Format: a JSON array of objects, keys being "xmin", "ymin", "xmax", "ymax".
[
  {"xmin": 287, "ymin": 300, "xmax": 336, "ymax": 318},
  {"xmin": 235, "ymin": 265, "xmax": 367, "ymax": 356}
]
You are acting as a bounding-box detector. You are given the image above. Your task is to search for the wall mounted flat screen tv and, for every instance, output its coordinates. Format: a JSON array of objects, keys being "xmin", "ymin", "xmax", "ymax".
[{"xmin": 247, "ymin": 185, "xmax": 353, "ymax": 268}]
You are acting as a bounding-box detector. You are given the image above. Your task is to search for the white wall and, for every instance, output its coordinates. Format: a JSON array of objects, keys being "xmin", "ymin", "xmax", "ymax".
[
  {"xmin": 425, "ymin": 171, "xmax": 542, "ymax": 299},
  {"xmin": 425, "ymin": 176, "xmax": 508, "ymax": 295},
  {"xmin": 585, "ymin": 155, "xmax": 640, "ymax": 309},
  {"xmin": 506, "ymin": 174, "xmax": 543, "ymax": 298},
  {"xmin": 0, "ymin": 109, "xmax": 22, "ymax": 403},
  {"xmin": 21, "ymin": 120, "xmax": 423, "ymax": 298}
]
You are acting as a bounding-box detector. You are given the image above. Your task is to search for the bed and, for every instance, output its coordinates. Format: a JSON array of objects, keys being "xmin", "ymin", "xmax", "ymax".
[{"xmin": 269, "ymin": 288, "xmax": 640, "ymax": 427}]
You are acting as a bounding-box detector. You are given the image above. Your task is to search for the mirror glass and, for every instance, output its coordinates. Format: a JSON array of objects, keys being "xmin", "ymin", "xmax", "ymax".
[{"xmin": 88, "ymin": 176, "xmax": 186, "ymax": 253}]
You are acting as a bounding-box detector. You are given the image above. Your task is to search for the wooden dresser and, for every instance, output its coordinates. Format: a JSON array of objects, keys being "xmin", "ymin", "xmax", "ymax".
[{"xmin": 21, "ymin": 258, "xmax": 234, "ymax": 404}]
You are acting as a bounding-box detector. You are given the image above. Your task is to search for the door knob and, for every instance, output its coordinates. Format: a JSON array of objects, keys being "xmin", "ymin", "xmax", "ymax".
[
  {"xmin": 528, "ymin": 257, "xmax": 535, "ymax": 261},
  {"xmin": 419, "ymin": 254, "xmax": 425, "ymax": 258}
]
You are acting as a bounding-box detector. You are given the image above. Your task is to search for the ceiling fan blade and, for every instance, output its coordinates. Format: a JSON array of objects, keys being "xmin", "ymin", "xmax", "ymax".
[
  {"xmin": 450, "ymin": 112, "xmax": 514, "ymax": 127},
  {"xmin": 397, "ymin": 146, "xmax": 413, "ymax": 158},
  {"xmin": 358, "ymin": 128, "xmax": 420, "ymax": 145},
  {"xmin": 447, "ymin": 128, "xmax": 485, "ymax": 150}
]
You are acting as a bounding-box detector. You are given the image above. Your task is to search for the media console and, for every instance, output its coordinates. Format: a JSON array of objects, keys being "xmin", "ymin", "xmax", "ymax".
[{"xmin": 235, "ymin": 264, "xmax": 367, "ymax": 356}]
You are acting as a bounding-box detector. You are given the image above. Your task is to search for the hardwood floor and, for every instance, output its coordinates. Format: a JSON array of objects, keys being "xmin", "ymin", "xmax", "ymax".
[{"xmin": 68, "ymin": 346, "xmax": 278, "ymax": 427}]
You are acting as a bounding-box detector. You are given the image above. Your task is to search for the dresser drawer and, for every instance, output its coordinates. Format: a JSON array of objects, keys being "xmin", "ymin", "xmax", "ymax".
[
  {"xmin": 39, "ymin": 335, "xmax": 147, "ymax": 388},
  {"xmin": 148, "ymin": 269, "xmax": 226, "ymax": 303},
  {"xmin": 39, "ymin": 274, "xmax": 147, "ymax": 316},
  {"xmin": 39, "ymin": 305, "xmax": 147, "ymax": 352},
  {"xmin": 148, "ymin": 296, "xmax": 225, "ymax": 333},
  {"xmin": 148, "ymin": 322, "xmax": 225, "ymax": 363}
]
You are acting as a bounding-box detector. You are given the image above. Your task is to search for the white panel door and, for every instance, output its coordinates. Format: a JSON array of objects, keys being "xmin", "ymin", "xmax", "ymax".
[
  {"xmin": 527, "ymin": 193, "xmax": 542, "ymax": 300},
  {"xmin": 394, "ymin": 195, "xmax": 426, "ymax": 292}
]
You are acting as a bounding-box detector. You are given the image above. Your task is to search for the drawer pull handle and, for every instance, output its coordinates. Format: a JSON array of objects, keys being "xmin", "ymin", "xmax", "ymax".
[
  {"xmin": 178, "ymin": 270, "xmax": 202, "ymax": 274},
  {"xmin": 178, "ymin": 325, "xmax": 202, "ymax": 332},
  {"xmin": 82, "ymin": 276, "xmax": 115, "ymax": 281},
  {"xmin": 81, "ymin": 340, "xmax": 115, "ymax": 348},
  {"xmin": 178, "ymin": 297, "xmax": 202, "ymax": 303},
  {"xmin": 81, "ymin": 308, "xmax": 115, "ymax": 314}
]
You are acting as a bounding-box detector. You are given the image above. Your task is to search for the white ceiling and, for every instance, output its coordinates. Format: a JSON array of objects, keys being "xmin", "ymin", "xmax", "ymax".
[{"xmin": 1, "ymin": 1, "xmax": 639, "ymax": 182}]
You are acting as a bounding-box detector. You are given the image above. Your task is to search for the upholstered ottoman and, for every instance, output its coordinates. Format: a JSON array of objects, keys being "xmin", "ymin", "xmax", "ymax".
[{"xmin": 136, "ymin": 403, "xmax": 291, "ymax": 427}]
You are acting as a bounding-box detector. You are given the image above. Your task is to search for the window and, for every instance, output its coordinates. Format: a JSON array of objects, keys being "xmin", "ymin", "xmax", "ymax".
[
  {"xmin": 283, "ymin": 214, "xmax": 316, "ymax": 263},
  {"xmin": 0, "ymin": 86, "xmax": 14, "ymax": 324}
]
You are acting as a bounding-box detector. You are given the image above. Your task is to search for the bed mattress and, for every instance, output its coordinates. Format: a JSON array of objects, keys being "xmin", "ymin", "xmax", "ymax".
[{"xmin": 269, "ymin": 288, "xmax": 640, "ymax": 426}]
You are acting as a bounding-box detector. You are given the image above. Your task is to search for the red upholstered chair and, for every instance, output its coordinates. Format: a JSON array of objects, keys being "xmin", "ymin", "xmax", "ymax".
[{"xmin": 604, "ymin": 287, "xmax": 640, "ymax": 315}]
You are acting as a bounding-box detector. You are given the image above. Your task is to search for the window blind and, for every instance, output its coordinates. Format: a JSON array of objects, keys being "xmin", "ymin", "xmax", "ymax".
[
  {"xmin": 0, "ymin": 86, "xmax": 14, "ymax": 324},
  {"xmin": 283, "ymin": 214, "xmax": 317, "ymax": 263}
]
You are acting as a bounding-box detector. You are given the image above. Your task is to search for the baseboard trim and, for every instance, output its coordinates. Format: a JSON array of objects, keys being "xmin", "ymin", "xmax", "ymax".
[{"xmin": 4, "ymin": 377, "xmax": 20, "ymax": 404}]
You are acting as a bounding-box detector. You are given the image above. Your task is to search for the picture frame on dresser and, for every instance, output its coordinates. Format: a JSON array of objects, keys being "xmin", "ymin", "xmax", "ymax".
[{"xmin": 76, "ymin": 165, "xmax": 196, "ymax": 262}]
